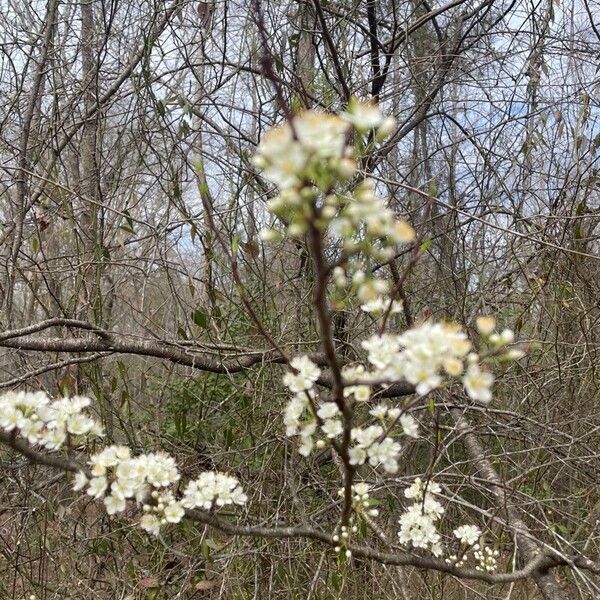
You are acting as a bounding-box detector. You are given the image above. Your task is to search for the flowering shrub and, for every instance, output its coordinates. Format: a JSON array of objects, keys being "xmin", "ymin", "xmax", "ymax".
[
  {"xmin": 0, "ymin": 391, "xmax": 103, "ymax": 448},
  {"xmin": 0, "ymin": 102, "xmax": 534, "ymax": 583},
  {"xmin": 0, "ymin": 391, "xmax": 247, "ymax": 537},
  {"xmin": 256, "ymin": 101, "xmax": 525, "ymax": 563}
]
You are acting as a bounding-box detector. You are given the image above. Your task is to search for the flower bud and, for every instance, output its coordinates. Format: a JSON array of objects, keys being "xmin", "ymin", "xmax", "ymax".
[
  {"xmin": 476, "ymin": 316, "xmax": 496, "ymax": 335},
  {"xmin": 259, "ymin": 227, "xmax": 281, "ymax": 242}
]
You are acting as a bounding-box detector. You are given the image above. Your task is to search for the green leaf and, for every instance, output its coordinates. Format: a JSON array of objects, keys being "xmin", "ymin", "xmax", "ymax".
[
  {"xmin": 330, "ymin": 571, "xmax": 341, "ymax": 590},
  {"xmin": 428, "ymin": 397, "xmax": 436, "ymax": 415},
  {"xmin": 204, "ymin": 538, "xmax": 223, "ymax": 551},
  {"xmin": 200, "ymin": 538, "xmax": 222, "ymax": 559},
  {"xmin": 120, "ymin": 389, "xmax": 130, "ymax": 414},
  {"xmin": 420, "ymin": 239, "xmax": 431, "ymax": 253},
  {"xmin": 192, "ymin": 309, "xmax": 208, "ymax": 329},
  {"xmin": 126, "ymin": 560, "xmax": 136, "ymax": 579},
  {"xmin": 120, "ymin": 209, "xmax": 135, "ymax": 234},
  {"xmin": 359, "ymin": 516, "xmax": 368, "ymax": 537}
]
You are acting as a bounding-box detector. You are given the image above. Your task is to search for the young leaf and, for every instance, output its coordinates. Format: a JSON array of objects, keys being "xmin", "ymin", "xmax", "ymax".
[{"xmin": 192, "ymin": 309, "xmax": 208, "ymax": 329}]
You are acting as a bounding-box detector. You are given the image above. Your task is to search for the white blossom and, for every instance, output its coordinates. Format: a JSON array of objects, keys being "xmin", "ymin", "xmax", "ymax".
[
  {"xmin": 360, "ymin": 297, "xmax": 403, "ymax": 315},
  {"xmin": 499, "ymin": 329, "xmax": 515, "ymax": 344},
  {"xmin": 348, "ymin": 446, "xmax": 367, "ymax": 465},
  {"xmin": 104, "ymin": 494, "xmax": 127, "ymax": 515},
  {"xmin": 351, "ymin": 425, "xmax": 383, "ymax": 448},
  {"xmin": 404, "ymin": 478, "xmax": 441, "ymax": 501},
  {"xmin": 361, "ymin": 334, "xmax": 400, "ymax": 370},
  {"xmin": 341, "ymin": 99, "xmax": 388, "ymax": 131},
  {"xmin": 87, "ymin": 476, "xmax": 108, "ymax": 499},
  {"xmin": 343, "ymin": 383, "xmax": 371, "ymax": 402},
  {"xmin": 316, "ymin": 402, "xmax": 340, "ymax": 420},
  {"xmin": 367, "ymin": 437, "xmax": 401, "ymax": 473},
  {"xmin": 283, "ymin": 356, "xmax": 321, "ymax": 393},
  {"xmin": 253, "ymin": 111, "xmax": 350, "ymax": 192},
  {"xmin": 398, "ymin": 478, "xmax": 445, "ymax": 554},
  {"xmin": 463, "ymin": 364, "xmax": 494, "ymax": 403},
  {"xmin": 369, "ymin": 404, "xmax": 388, "ymax": 419},
  {"xmin": 0, "ymin": 392, "xmax": 103, "ymax": 452},
  {"xmin": 476, "ymin": 316, "xmax": 496, "ymax": 335},
  {"xmin": 66, "ymin": 413, "xmax": 95, "ymax": 436},
  {"xmin": 454, "ymin": 524, "xmax": 481, "ymax": 546},
  {"xmin": 398, "ymin": 506, "xmax": 440, "ymax": 549},
  {"xmin": 283, "ymin": 395, "xmax": 308, "ymax": 436},
  {"xmin": 387, "ymin": 408, "xmax": 401, "ymax": 420},
  {"xmin": 298, "ymin": 435, "xmax": 315, "ymax": 457},
  {"xmin": 474, "ymin": 544, "xmax": 499, "ymax": 572},
  {"xmin": 321, "ymin": 418, "xmax": 343, "ymax": 439},
  {"xmin": 163, "ymin": 502, "xmax": 185, "ymax": 523},
  {"xmin": 139, "ymin": 514, "xmax": 161, "ymax": 536},
  {"xmin": 400, "ymin": 414, "xmax": 419, "ymax": 438},
  {"xmin": 181, "ymin": 472, "xmax": 247, "ymax": 511},
  {"xmin": 72, "ymin": 471, "xmax": 88, "ymax": 492},
  {"xmin": 143, "ymin": 452, "xmax": 180, "ymax": 488}
]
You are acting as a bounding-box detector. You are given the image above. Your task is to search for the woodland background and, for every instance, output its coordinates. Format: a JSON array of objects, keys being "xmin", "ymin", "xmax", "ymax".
[{"xmin": 0, "ymin": 0, "xmax": 599, "ymax": 598}]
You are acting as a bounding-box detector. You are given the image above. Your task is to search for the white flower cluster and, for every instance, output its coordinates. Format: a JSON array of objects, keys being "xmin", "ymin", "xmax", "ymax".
[
  {"xmin": 332, "ymin": 523, "xmax": 357, "ymax": 559},
  {"xmin": 253, "ymin": 111, "xmax": 353, "ymax": 195},
  {"xmin": 342, "ymin": 364, "xmax": 371, "ymax": 402},
  {"xmin": 76, "ymin": 445, "xmax": 180, "ymax": 511},
  {"xmin": 360, "ymin": 296, "xmax": 403, "ymax": 315},
  {"xmin": 140, "ymin": 489, "xmax": 185, "ymax": 535},
  {"xmin": 282, "ymin": 356, "xmax": 346, "ymax": 456},
  {"xmin": 138, "ymin": 472, "xmax": 247, "ymax": 537},
  {"xmin": 349, "ymin": 425, "xmax": 401, "ymax": 473},
  {"xmin": 397, "ymin": 478, "xmax": 444, "ymax": 557},
  {"xmin": 359, "ymin": 321, "xmax": 502, "ymax": 402},
  {"xmin": 0, "ymin": 391, "xmax": 103, "ymax": 450},
  {"xmin": 282, "ymin": 355, "xmax": 321, "ymax": 393},
  {"xmin": 338, "ymin": 482, "xmax": 379, "ymax": 518},
  {"xmin": 0, "ymin": 390, "xmax": 248, "ymax": 537},
  {"xmin": 340, "ymin": 97, "xmax": 396, "ymax": 134},
  {"xmin": 473, "ymin": 542, "xmax": 499, "ymax": 572},
  {"xmin": 329, "ymin": 178, "xmax": 415, "ymax": 259},
  {"xmin": 181, "ymin": 471, "xmax": 247, "ymax": 510},
  {"xmin": 453, "ymin": 524, "xmax": 481, "ymax": 546},
  {"xmin": 446, "ymin": 528, "xmax": 497, "ymax": 571},
  {"xmin": 254, "ymin": 99, "xmax": 394, "ymax": 197},
  {"xmin": 255, "ymin": 102, "xmax": 415, "ymax": 258},
  {"xmin": 72, "ymin": 444, "xmax": 246, "ymax": 536},
  {"xmin": 444, "ymin": 525, "xmax": 483, "ymax": 567},
  {"xmin": 282, "ymin": 356, "xmax": 423, "ymax": 470}
]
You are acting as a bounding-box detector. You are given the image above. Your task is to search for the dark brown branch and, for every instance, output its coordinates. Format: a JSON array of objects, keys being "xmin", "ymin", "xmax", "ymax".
[
  {"xmin": 311, "ymin": 0, "xmax": 351, "ymax": 101},
  {"xmin": 173, "ymin": 510, "xmax": 600, "ymax": 585},
  {"xmin": 0, "ymin": 430, "xmax": 85, "ymax": 475},
  {"xmin": 2, "ymin": 426, "xmax": 598, "ymax": 587},
  {"xmin": 0, "ymin": 353, "xmax": 110, "ymax": 389}
]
